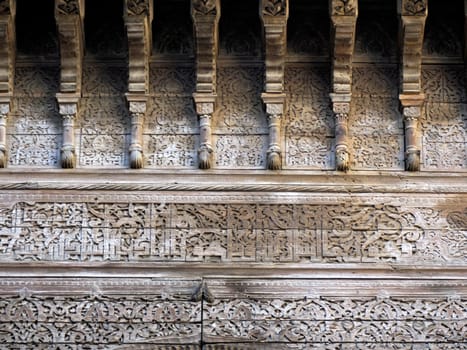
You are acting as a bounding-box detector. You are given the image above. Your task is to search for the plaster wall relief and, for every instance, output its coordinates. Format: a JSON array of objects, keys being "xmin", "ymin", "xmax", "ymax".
[
  {"xmin": 214, "ymin": 66, "xmax": 267, "ymax": 169},
  {"xmin": 0, "ymin": 278, "xmax": 202, "ymax": 347},
  {"xmin": 213, "ymin": 0, "xmax": 268, "ymax": 169},
  {"xmin": 350, "ymin": 66, "xmax": 404, "ymax": 170},
  {"xmin": 203, "ymin": 279, "xmax": 467, "ymax": 348},
  {"xmin": 284, "ymin": 66, "xmax": 334, "ymax": 169},
  {"xmin": 421, "ymin": 66, "xmax": 466, "ymax": 170},
  {"xmin": 0, "ymin": 194, "xmax": 465, "ymax": 265},
  {"xmin": 8, "ymin": 68, "xmax": 61, "ymax": 167},
  {"xmin": 78, "ymin": 65, "xmax": 130, "ymax": 167},
  {"xmin": 145, "ymin": 66, "xmax": 198, "ymax": 168},
  {"xmin": 419, "ymin": 0, "xmax": 466, "ymax": 171},
  {"xmin": 0, "ymin": 277, "xmax": 465, "ymax": 348}
]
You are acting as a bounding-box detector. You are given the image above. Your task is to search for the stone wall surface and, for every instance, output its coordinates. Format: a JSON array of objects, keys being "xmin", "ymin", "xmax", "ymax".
[{"xmin": 0, "ymin": 0, "xmax": 465, "ymax": 348}]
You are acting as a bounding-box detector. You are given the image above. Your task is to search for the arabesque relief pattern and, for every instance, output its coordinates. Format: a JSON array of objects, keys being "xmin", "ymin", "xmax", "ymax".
[
  {"xmin": 0, "ymin": 194, "xmax": 465, "ymax": 264},
  {"xmin": 0, "ymin": 278, "xmax": 465, "ymax": 348},
  {"xmin": 0, "ymin": 0, "xmax": 466, "ymax": 348}
]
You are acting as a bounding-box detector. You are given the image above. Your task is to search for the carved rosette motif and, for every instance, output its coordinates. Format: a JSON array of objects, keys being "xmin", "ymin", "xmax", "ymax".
[
  {"xmin": 332, "ymin": 0, "xmax": 357, "ymax": 16},
  {"xmin": 402, "ymin": 0, "xmax": 427, "ymax": 16},
  {"xmin": 56, "ymin": 0, "xmax": 80, "ymax": 15},
  {"xmin": 127, "ymin": 0, "xmax": 150, "ymax": 16},
  {"xmin": 191, "ymin": 0, "xmax": 220, "ymax": 169},
  {"xmin": 399, "ymin": 0, "xmax": 427, "ymax": 171},
  {"xmin": 330, "ymin": 0, "xmax": 357, "ymax": 171},
  {"xmin": 192, "ymin": 0, "xmax": 217, "ymax": 16}
]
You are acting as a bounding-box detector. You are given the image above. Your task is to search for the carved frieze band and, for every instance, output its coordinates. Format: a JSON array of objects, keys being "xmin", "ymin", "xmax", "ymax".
[
  {"xmin": 399, "ymin": 0, "xmax": 427, "ymax": 171},
  {"xmin": 191, "ymin": 0, "xmax": 220, "ymax": 169},
  {"xmin": 330, "ymin": 0, "xmax": 357, "ymax": 171},
  {"xmin": 0, "ymin": 194, "xmax": 465, "ymax": 264},
  {"xmin": 0, "ymin": 0, "xmax": 15, "ymax": 168},
  {"xmin": 260, "ymin": 0, "xmax": 288, "ymax": 170},
  {"xmin": 0, "ymin": 278, "xmax": 465, "ymax": 347}
]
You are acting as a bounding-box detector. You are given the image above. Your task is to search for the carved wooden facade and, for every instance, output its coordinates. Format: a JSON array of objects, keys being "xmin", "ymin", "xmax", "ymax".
[{"xmin": 0, "ymin": 0, "xmax": 466, "ymax": 348}]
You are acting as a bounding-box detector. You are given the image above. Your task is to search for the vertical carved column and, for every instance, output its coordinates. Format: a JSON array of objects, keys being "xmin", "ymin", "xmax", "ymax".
[
  {"xmin": 260, "ymin": 0, "xmax": 288, "ymax": 170},
  {"xmin": 56, "ymin": 95, "xmax": 79, "ymax": 169},
  {"xmin": 191, "ymin": 0, "xmax": 220, "ymax": 169},
  {"xmin": 262, "ymin": 95, "xmax": 285, "ymax": 170},
  {"xmin": 398, "ymin": 0, "xmax": 427, "ymax": 171},
  {"xmin": 55, "ymin": 0, "xmax": 84, "ymax": 168},
  {"xmin": 127, "ymin": 96, "xmax": 146, "ymax": 169},
  {"xmin": 0, "ymin": 0, "xmax": 15, "ymax": 168},
  {"xmin": 124, "ymin": 0, "xmax": 152, "ymax": 168},
  {"xmin": 0, "ymin": 99, "xmax": 9, "ymax": 168},
  {"xmin": 330, "ymin": 0, "xmax": 358, "ymax": 172},
  {"xmin": 330, "ymin": 94, "xmax": 351, "ymax": 171}
]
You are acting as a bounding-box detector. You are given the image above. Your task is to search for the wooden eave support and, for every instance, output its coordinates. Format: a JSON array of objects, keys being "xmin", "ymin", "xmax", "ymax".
[
  {"xmin": 464, "ymin": 0, "xmax": 467, "ymax": 61},
  {"xmin": 0, "ymin": 0, "xmax": 15, "ymax": 168},
  {"xmin": 260, "ymin": 0, "xmax": 288, "ymax": 170},
  {"xmin": 398, "ymin": 0, "xmax": 427, "ymax": 171},
  {"xmin": 191, "ymin": 0, "xmax": 220, "ymax": 170},
  {"xmin": 55, "ymin": 0, "xmax": 84, "ymax": 169},
  {"xmin": 330, "ymin": 0, "xmax": 358, "ymax": 172},
  {"xmin": 124, "ymin": 0, "xmax": 152, "ymax": 169}
]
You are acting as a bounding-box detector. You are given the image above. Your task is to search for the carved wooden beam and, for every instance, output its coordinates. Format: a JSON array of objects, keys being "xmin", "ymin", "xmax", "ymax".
[
  {"xmin": 55, "ymin": 0, "xmax": 84, "ymax": 168},
  {"xmin": 330, "ymin": 0, "xmax": 358, "ymax": 172},
  {"xmin": 398, "ymin": 0, "xmax": 427, "ymax": 171},
  {"xmin": 191, "ymin": 0, "xmax": 220, "ymax": 169},
  {"xmin": 260, "ymin": 0, "xmax": 288, "ymax": 170},
  {"xmin": 124, "ymin": 0, "xmax": 152, "ymax": 169},
  {"xmin": 0, "ymin": 0, "xmax": 15, "ymax": 168}
]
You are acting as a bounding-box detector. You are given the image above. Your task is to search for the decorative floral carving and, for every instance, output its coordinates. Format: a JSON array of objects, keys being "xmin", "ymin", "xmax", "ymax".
[
  {"xmin": 262, "ymin": 0, "xmax": 286, "ymax": 17},
  {"xmin": 126, "ymin": 0, "xmax": 149, "ymax": 16},
  {"xmin": 402, "ymin": 0, "xmax": 427, "ymax": 16},
  {"xmin": 192, "ymin": 0, "xmax": 217, "ymax": 15},
  {"xmin": 56, "ymin": 0, "xmax": 80, "ymax": 15},
  {"xmin": 0, "ymin": 0, "xmax": 11, "ymax": 15},
  {"xmin": 332, "ymin": 0, "xmax": 356, "ymax": 16}
]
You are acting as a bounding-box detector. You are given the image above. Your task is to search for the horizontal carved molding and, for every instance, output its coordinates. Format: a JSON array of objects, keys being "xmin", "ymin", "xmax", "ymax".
[
  {"xmin": 0, "ymin": 173, "xmax": 465, "ymax": 193},
  {"xmin": 0, "ymin": 193, "xmax": 464, "ymax": 265},
  {"xmin": 0, "ymin": 277, "xmax": 465, "ymax": 347}
]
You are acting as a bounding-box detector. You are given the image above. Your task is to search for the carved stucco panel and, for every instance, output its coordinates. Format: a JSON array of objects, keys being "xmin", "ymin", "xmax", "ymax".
[
  {"xmin": 420, "ymin": 74, "xmax": 466, "ymax": 170},
  {"xmin": 145, "ymin": 96, "xmax": 197, "ymax": 134},
  {"xmin": 144, "ymin": 134, "xmax": 198, "ymax": 168},
  {"xmin": 422, "ymin": 66, "xmax": 466, "ymax": 103},
  {"xmin": 0, "ymin": 199, "xmax": 465, "ymax": 264},
  {"xmin": 215, "ymin": 67, "xmax": 267, "ymax": 134},
  {"xmin": 14, "ymin": 67, "xmax": 60, "ymax": 97}
]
